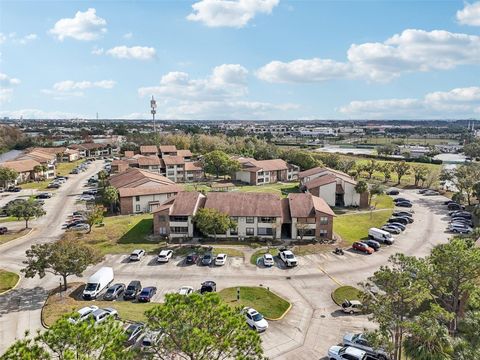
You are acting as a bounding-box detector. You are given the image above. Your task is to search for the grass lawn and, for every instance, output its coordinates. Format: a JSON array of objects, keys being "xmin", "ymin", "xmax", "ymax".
[
  {"xmin": 371, "ymin": 194, "xmax": 394, "ymax": 210},
  {"xmin": 56, "ymin": 160, "xmax": 84, "ymax": 177},
  {"xmin": 20, "ymin": 180, "xmax": 52, "ymax": 191},
  {"xmin": 218, "ymin": 286, "xmax": 290, "ymax": 320},
  {"xmin": 212, "ymin": 247, "xmax": 244, "ymax": 258},
  {"xmin": 0, "ymin": 228, "xmax": 30, "ymax": 245},
  {"xmin": 235, "ymin": 182, "xmax": 300, "ymax": 198},
  {"xmin": 331, "ymin": 285, "xmax": 363, "ymax": 306},
  {"xmin": 64, "ymin": 214, "xmax": 164, "ymax": 255},
  {"xmin": 183, "ymin": 183, "xmax": 212, "ymax": 193},
  {"xmin": 0, "ymin": 269, "xmax": 20, "ymax": 293},
  {"xmin": 250, "ymin": 248, "xmax": 279, "ymax": 265},
  {"xmin": 333, "ymin": 209, "xmax": 393, "ymax": 243},
  {"xmin": 0, "ymin": 216, "xmax": 18, "ymax": 223},
  {"xmin": 42, "ymin": 282, "xmax": 157, "ymax": 327},
  {"xmin": 359, "ymin": 137, "xmax": 458, "ymax": 146}
]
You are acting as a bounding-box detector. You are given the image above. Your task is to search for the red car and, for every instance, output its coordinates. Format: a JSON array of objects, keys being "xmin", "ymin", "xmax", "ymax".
[{"xmin": 352, "ymin": 242, "xmax": 374, "ymax": 254}]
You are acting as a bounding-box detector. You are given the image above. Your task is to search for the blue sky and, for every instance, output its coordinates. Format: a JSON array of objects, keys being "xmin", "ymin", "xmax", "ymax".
[{"xmin": 0, "ymin": 0, "xmax": 479, "ymax": 120}]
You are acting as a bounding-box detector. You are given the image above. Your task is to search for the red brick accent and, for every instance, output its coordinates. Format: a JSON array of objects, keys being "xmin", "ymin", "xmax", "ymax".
[
  {"xmin": 315, "ymin": 211, "xmax": 333, "ymax": 240},
  {"xmin": 119, "ymin": 197, "xmax": 133, "ymax": 215},
  {"xmin": 153, "ymin": 209, "xmax": 170, "ymax": 236},
  {"xmin": 359, "ymin": 191, "xmax": 369, "ymax": 209}
]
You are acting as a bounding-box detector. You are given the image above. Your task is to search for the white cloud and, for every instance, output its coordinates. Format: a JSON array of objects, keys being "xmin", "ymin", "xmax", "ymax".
[
  {"xmin": 457, "ymin": 1, "xmax": 480, "ymax": 26},
  {"xmin": 104, "ymin": 46, "xmax": 156, "ymax": 60},
  {"xmin": 49, "ymin": 8, "xmax": 107, "ymax": 41},
  {"xmin": 42, "ymin": 80, "xmax": 116, "ymax": 99},
  {"xmin": 123, "ymin": 32, "xmax": 133, "ymax": 39},
  {"xmin": 257, "ymin": 29, "xmax": 480, "ymax": 83},
  {"xmin": 0, "ymin": 73, "xmax": 21, "ymax": 104},
  {"xmin": 187, "ymin": 0, "xmax": 279, "ymax": 28},
  {"xmin": 0, "ymin": 109, "xmax": 87, "ymax": 119},
  {"xmin": 91, "ymin": 47, "xmax": 104, "ymax": 55},
  {"xmin": 0, "ymin": 89, "xmax": 14, "ymax": 104},
  {"xmin": 0, "ymin": 32, "xmax": 38, "ymax": 45},
  {"xmin": 339, "ymin": 86, "xmax": 480, "ymax": 119}
]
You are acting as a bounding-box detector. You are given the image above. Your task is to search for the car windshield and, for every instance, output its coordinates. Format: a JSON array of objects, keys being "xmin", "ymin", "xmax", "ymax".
[
  {"xmin": 85, "ymin": 283, "xmax": 97, "ymax": 291},
  {"xmin": 106, "ymin": 288, "xmax": 115, "ymax": 294},
  {"xmin": 286, "ymin": 254, "xmax": 294, "ymax": 259},
  {"xmin": 140, "ymin": 290, "xmax": 150, "ymax": 296},
  {"xmin": 126, "ymin": 325, "xmax": 137, "ymax": 335},
  {"xmin": 127, "ymin": 285, "xmax": 136, "ymax": 291},
  {"xmin": 252, "ymin": 313, "xmax": 263, "ymax": 321},
  {"xmin": 204, "ymin": 254, "xmax": 211, "ymax": 259}
]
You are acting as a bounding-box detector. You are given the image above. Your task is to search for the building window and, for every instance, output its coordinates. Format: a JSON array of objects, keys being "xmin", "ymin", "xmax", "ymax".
[
  {"xmin": 319, "ymin": 229, "xmax": 328, "ymax": 237},
  {"xmin": 157, "ymin": 215, "xmax": 166, "ymax": 222},
  {"xmin": 135, "ymin": 196, "xmax": 140, "ymax": 201},
  {"xmin": 230, "ymin": 228, "xmax": 238, "ymax": 235},
  {"xmin": 135, "ymin": 205, "xmax": 141, "ymax": 212},
  {"xmin": 246, "ymin": 217, "xmax": 254, "ymax": 224},
  {"xmin": 259, "ymin": 217, "xmax": 275, "ymax": 223},
  {"xmin": 170, "ymin": 227, "xmax": 188, "ymax": 234},
  {"xmin": 257, "ymin": 227, "xmax": 273, "ymax": 236},
  {"xmin": 299, "ymin": 228, "xmax": 315, "ymax": 237},
  {"xmin": 246, "ymin": 227, "xmax": 254, "ymax": 236},
  {"xmin": 319, "ymin": 216, "xmax": 329, "ymax": 225},
  {"xmin": 159, "ymin": 227, "xmax": 167, "ymax": 235},
  {"xmin": 170, "ymin": 216, "xmax": 188, "ymax": 222}
]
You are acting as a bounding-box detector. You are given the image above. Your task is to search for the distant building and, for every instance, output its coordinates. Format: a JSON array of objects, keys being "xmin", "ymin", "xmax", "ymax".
[{"xmin": 232, "ymin": 157, "xmax": 299, "ymax": 185}]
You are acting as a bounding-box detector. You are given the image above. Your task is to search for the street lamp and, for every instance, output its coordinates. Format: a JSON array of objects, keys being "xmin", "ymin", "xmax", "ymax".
[{"xmin": 150, "ymin": 96, "xmax": 157, "ymax": 133}]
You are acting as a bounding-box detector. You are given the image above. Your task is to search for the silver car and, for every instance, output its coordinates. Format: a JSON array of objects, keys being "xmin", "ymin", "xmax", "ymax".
[{"xmin": 343, "ymin": 333, "xmax": 389, "ymax": 360}]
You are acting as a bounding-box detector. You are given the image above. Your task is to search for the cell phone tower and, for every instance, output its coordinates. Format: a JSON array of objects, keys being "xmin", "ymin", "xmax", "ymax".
[{"xmin": 150, "ymin": 96, "xmax": 157, "ymax": 132}]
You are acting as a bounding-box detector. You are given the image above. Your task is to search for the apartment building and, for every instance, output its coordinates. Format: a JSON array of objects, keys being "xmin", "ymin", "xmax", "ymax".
[
  {"xmin": 152, "ymin": 191, "xmax": 335, "ymax": 240},
  {"xmin": 139, "ymin": 145, "xmax": 158, "ymax": 156},
  {"xmin": 232, "ymin": 158, "xmax": 299, "ymax": 185},
  {"xmin": 15, "ymin": 149, "xmax": 57, "ymax": 179},
  {"xmin": 0, "ymin": 159, "xmax": 42, "ymax": 185},
  {"xmin": 70, "ymin": 142, "xmax": 118, "ymax": 158}
]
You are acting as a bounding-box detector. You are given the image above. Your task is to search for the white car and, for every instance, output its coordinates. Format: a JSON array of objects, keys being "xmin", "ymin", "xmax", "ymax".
[
  {"xmin": 157, "ymin": 250, "xmax": 173, "ymax": 263},
  {"xmin": 79, "ymin": 195, "xmax": 95, "ymax": 202},
  {"xmin": 448, "ymin": 224, "xmax": 473, "ymax": 234},
  {"xmin": 68, "ymin": 305, "xmax": 99, "ymax": 324},
  {"xmin": 129, "ymin": 249, "xmax": 146, "ymax": 261},
  {"xmin": 328, "ymin": 345, "xmax": 367, "ymax": 360},
  {"xmin": 68, "ymin": 223, "xmax": 90, "ymax": 232},
  {"xmin": 178, "ymin": 286, "xmax": 194, "ymax": 295},
  {"xmin": 243, "ymin": 307, "xmax": 268, "ymax": 332},
  {"xmin": 279, "ymin": 250, "xmax": 297, "ymax": 267},
  {"xmin": 215, "ymin": 253, "xmax": 227, "ymax": 266},
  {"xmin": 90, "ymin": 308, "xmax": 118, "ymax": 323},
  {"xmin": 262, "ymin": 253, "xmax": 274, "ymax": 267}
]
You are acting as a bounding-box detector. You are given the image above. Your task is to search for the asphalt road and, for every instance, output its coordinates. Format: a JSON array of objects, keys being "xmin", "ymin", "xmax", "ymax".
[
  {"xmin": 0, "ymin": 161, "xmax": 104, "ymax": 353},
  {"xmin": 0, "ymin": 185, "xmax": 452, "ymax": 358}
]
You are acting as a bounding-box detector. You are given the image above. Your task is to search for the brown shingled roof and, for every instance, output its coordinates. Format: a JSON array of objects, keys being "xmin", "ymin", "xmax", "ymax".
[
  {"xmin": 118, "ymin": 185, "xmax": 180, "ymax": 197},
  {"xmin": 163, "ymin": 156, "xmax": 185, "ymax": 166},
  {"xmin": 159, "ymin": 145, "xmax": 177, "ymax": 153},
  {"xmin": 204, "ymin": 192, "xmax": 282, "ymax": 217},
  {"xmin": 170, "ymin": 192, "xmax": 204, "ymax": 216},
  {"xmin": 137, "ymin": 155, "xmax": 161, "ymax": 166},
  {"xmin": 124, "ymin": 151, "xmax": 135, "ymax": 158},
  {"xmin": 0, "ymin": 159, "xmax": 41, "ymax": 173},
  {"xmin": 109, "ymin": 168, "xmax": 177, "ymax": 189},
  {"xmin": 288, "ymin": 193, "xmax": 335, "ymax": 218},
  {"xmin": 304, "ymin": 174, "xmax": 337, "ymax": 190},
  {"xmin": 243, "ymin": 159, "xmax": 288, "ymax": 172},
  {"xmin": 177, "ymin": 149, "xmax": 192, "ymax": 158},
  {"xmin": 298, "ymin": 166, "xmax": 350, "ymax": 179},
  {"xmin": 185, "ymin": 162, "xmax": 202, "ymax": 171},
  {"xmin": 140, "ymin": 145, "xmax": 158, "ymax": 154}
]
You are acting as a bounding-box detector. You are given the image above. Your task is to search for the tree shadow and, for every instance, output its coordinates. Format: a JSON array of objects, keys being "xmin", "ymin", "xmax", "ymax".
[{"xmin": 118, "ymin": 219, "xmax": 153, "ymax": 244}]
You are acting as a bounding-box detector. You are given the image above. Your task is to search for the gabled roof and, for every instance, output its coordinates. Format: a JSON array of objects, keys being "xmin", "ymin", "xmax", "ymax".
[
  {"xmin": 16, "ymin": 149, "xmax": 56, "ymax": 163},
  {"xmin": 298, "ymin": 166, "xmax": 350, "ymax": 179},
  {"xmin": 304, "ymin": 174, "xmax": 337, "ymax": 190},
  {"xmin": 159, "ymin": 145, "xmax": 177, "ymax": 153},
  {"xmin": 137, "ymin": 155, "xmax": 161, "ymax": 166},
  {"xmin": 177, "ymin": 149, "xmax": 192, "ymax": 158},
  {"xmin": 118, "ymin": 185, "xmax": 180, "ymax": 197},
  {"xmin": 288, "ymin": 193, "xmax": 335, "ymax": 218},
  {"xmin": 185, "ymin": 162, "xmax": 202, "ymax": 171},
  {"xmin": 242, "ymin": 159, "xmax": 288, "ymax": 172},
  {"xmin": 109, "ymin": 168, "xmax": 179, "ymax": 189},
  {"xmin": 139, "ymin": 145, "xmax": 158, "ymax": 154},
  {"xmin": 204, "ymin": 192, "xmax": 282, "ymax": 217},
  {"xmin": 0, "ymin": 159, "xmax": 41, "ymax": 173},
  {"xmin": 163, "ymin": 156, "xmax": 185, "ymax": 166},
  {"xmin": 124, "ymin": 151, "xmax": 135, "ymax": 158}
]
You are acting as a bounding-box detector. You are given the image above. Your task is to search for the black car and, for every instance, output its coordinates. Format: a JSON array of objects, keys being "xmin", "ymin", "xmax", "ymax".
[
  {"xmin": 397, "ymin": 216, "xmax": 414, "ymax": 224},
  {"xmin": 36, "ymin": 193, "xmax": 52, "ymax": 199},
  {"xmin": 396, "ymin": 201, "xmax": 413, "ymax": 208},
  {"xmin": 200, "ymin": 281, "xmax": 216, "ymax": 294},
  {"xmin": 201, "ymin": 253, "xmax": 213, "ymax": 266},
  {"xmin": 392, "ymin": 211, "xmax": 413, "ymax": 218},
  {"xmin": 7, "ymin": 186, "xmax": 21, "ymax": 192},
  {"xmin": 388, "ymin": 217, "xmax": 409, "ymax": 225},
  {"xmin": 66, "ymin": 220, "xmax": 86, "ymax": 228},
  {"xmin": 443, "ymin": 200, "xmax": 456, "ymax": 205},
  {"xmin": 448, "ymin": 203, "xmax": 464, "ymax": 211},
  {"xmin": 124, "ymin": 280, "xmax": 142, "ymax": 300},
  {"xmin": 104, "ymin": 283, "xmax": 125, "ymax": 301},
  {"xmin": 124, "ymin": 323, "xmax": 144, "ymax": 346},
  {"xmin": 393, "ymin": 197, "xmax": 410, "ymax": 203},
  {"xmin": 449, "ymin": 211, "xmax": 471, "ymax": 219},
  {"xmin": 138, "ymin": 287, "xmax": 157, "ymax": 302},
  {"xmin": 386, "ymin": 189, "xmax": 399, "ymax": 195},
  {"xmin": 185, "ymin": 253, "xmax": 199, "ymax": 265},
  {"xmin": 361, "ymin": 239, "xmax": 380, "ymax": 251},
  {"xmin": 0, "ymin": 227, "xmax": 7, "ymax": 235}
]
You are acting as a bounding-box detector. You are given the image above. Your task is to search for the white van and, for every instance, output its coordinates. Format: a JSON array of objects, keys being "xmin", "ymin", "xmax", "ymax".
[
  {"xmin": 368, "ymin": 228, "xmax": 394, "ymax": 245},
  {"xmin": 82, "ymin": 267, "xmax": 114, "ymax": 300}
]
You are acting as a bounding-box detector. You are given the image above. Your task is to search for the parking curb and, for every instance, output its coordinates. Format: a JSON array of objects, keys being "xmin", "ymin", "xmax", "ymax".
[
  {"xmin": 265, "ymin": 301, "xmax": 292, "ymax": 321},
  {"xmin": 0, "ymin": 227, "xmax": 34, "ymax": 250},
  {"xmin": 0, "ymin": 272, "xmax": 21, "ymax": 296}
]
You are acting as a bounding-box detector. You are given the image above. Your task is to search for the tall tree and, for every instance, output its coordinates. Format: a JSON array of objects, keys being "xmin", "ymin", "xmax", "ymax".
[
  {"xmin": 193, "ymin": 208, "xmax": 236, "ymax": 239},
  {"xmin": 379, "ymin": 163, "xmax": 392, "ymax": 182},
  {"xmin": 144, "ymin": 293, "xmax": 264, "ymax": 360},
  {"xmin": 281, "ymin": 149, "xmax": 319, "ymax": 170},
  {"xmin": 440, "ymin": 164, "xmax": 480, "ymax": 205},
  {"xmin": 391, "ymin": 161, "xmax": 410, "ymax": 184},
  {"xmin": 0, "ymin": 166, "xmax": 19, "ymax": 187},
  {"xmin": 97, "ymin": 170, "xmax": 108, "ymax": 188},
  {"xmin": 454, "ymin": 310, "xmax": 480, "ymax": 360},
  {"xmin": 6, "ymin": 197, "xmax": 46, "ymax": 228},
  {"xmin": 203, "ymin": 150, "xmax": 240, "ymax": 179},
  {"xmin": 2, "ymin": 316, "xmax": 132, "ymax": 360},
  {"xmin": 103, "ymin": 186, "xmax": 119, "ymax": 214},
  {"xmin": 85, "ymin": 205, "xmax": 105, "ymax": 234},
  {"xmin": 361, "ymin": 160, "xmax": 379, "ymax": 179},
  {"xmin": 369, "ymin": 183, "xmax": 385, "ymax": 206},
  {"xmin": 22, "ymin": 239, "xmax": 101, "ymax": 290},
  {"xmin": 412, "ymin": 165, "xmax": 429, "ymax": 187}
]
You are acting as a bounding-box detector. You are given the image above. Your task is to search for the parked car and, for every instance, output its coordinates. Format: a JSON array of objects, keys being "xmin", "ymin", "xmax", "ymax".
[
  {"xmin": 395, "ymin": 201, "xmax": 413, "ymax": 208},
  {"xmin": 262, "ymin": 253, "xmax": 275, "ymax": 267},
  {"xmin": 82, "ymin": 267, "xmax": 114, "ymax": 300},
  {"xmin": 381, "ymin": 225, "xmax": 401, "ymax": 235},
  {"xmin": 392, "ymin": 211, "xmax": 413, "ymax": 218},
  {"xmin": 79, "ymin": 195, "xmax": 95, "ymax": 202},
  {"xmin": 448, "ymin": 224, "xmax": 473, "ymax": 234},
  {"xmin": 68, "ymin": 223, "xmax": 90, "ymax": 232},
  {"xmin": 47, "ymin": 183, "xmax": 60, "ymax": 189},
  {"xmin": 449, "ymin": 211, "xmax": 472, "ymax": 219},
  {"xmin": 178, "ymin": 286, "xmax": 194, "ymax": 295},
  {"xmin": 386, "ymin": 188, "xmax": 399, "ymax": 195},
  {"xmin": 129, "ymin": 249, "xmax": 146, "ymax": 262},
  {"xmin": 103, "ymin": 283, "xmax": 125, "ymax": 301},
  {"xmin": 36, "ymin": 192, "xmax": 52, "ymax": 199},
  {"xmin": 141, "ymin": 330, "xmax": 162, "ymax": 348},
  {"xmin": 343, "ymin": 333, "xmax": 389, "ymax": 360},
  {"xmin": 361, "ymin": 239, "xmax": 380, "ymax": 251},
  {"xmin": 418, "ymin": 189, "xmax": 428, "ymax": 194},
  {"xmin": 124, "ymin": 323, "xmax": 144, "ymax": 346},
  {"xmin": 341, "ymin": 299, "xmax": 363, "ymax": 314},
  {"xmin": 279, "ymin": 249, "xmax": 297, "ymax": 267},
  {"xmin": 448, "ymin": 203, "xmax": 464, "ymax": 211},
  {"xmin": 450, "ymin": 218, "xmax": 473, "ymax": 227},
  {"xmin": 68, "ymin": 305, "xmax": 99, "ymax": 324},
  {"xmin": 423, "ymin": 190, "xmax": 440, "ymax": 196},
  {"xmin": 66, "ymin": 220, "xmax": 86, "ymax": 229},
  {"xmin": 138, "ymin": 287, "xmax": 157, "ymax": 302},
  {"xmin": 387, "ymin": 217, "xmax": 409, "ymax": 225},
  {"xmin": 393, "ymin": 197, "xmax": 410, "ymax": 203},
  {"xmin": 243, "ymin": 307, "xmax": 269, "ymax": 332},
  {"xmin": 368, "ymin": 228, "xmax": 394, "ymax": 244},
  {"xmin": 396, "ymin": 215, "xmax": 414, "ymax": 223},
  {"xmin": 0, "ymin": 227, "xmax": 8, "ymax": 235},
  {"xmin": 387, "ymin": 222, "xmax": 406, "ymax": 231},
  {"xmin": 7, "ymin": 186, "xmax": 21, "ymax": 192},
  {"xmin": 215, "ymin": 253, "xmax": 228, "ymax": 266},
  {"xmin": 185, "ymin": 253, "xmax": 199, "ymax": 265},
  {"xmin": 124, "ymin": 280, "xmax": 142, "ymax": 300},
  {"xmin": 90, "ymin": 308, "xmax": 118, "ymax": 323},
  {"xmin": 200, "ymin": 281, "xmax": 216, "ymax": 294},
  {"xmin": 157, "ymin": 249, "xmax": 173, "ymax": 263},
  {"xmin": 328, "ymin": 345, "xmax": 367, "ymax": 360},
  {"xmin": 352, "ymin": 242, "xmax": 374, "ymax": 254},
  {"xmin": 201, "ymin": 253, "xmax": 213, "ymax": 266}
]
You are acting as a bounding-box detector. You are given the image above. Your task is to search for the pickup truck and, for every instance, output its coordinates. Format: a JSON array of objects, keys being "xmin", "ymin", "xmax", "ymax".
[{"xmin": 279, "ymin": 250, "xmax": 297, "ymax": 267}]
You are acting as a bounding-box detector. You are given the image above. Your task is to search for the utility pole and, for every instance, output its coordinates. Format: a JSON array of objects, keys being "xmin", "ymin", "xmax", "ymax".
[{"xmin": 150, "ymin": 96, "xmax": 157, "ymax": 133}]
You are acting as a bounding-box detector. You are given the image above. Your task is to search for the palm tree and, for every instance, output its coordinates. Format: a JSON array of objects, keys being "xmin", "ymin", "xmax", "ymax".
[
  {"xmin": 103, "ymin": 186, "xmax": 119, "ymax": 214},
  {"xmin": 404, "ymin": 317, "xmax": 453, "ymax": 360}
]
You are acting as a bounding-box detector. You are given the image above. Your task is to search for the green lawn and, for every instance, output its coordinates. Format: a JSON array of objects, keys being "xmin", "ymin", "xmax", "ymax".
[
  {"xmin": 0, "ymin": 228, "xmax": 30, "ymax": 245},
  {"xmin": 357, "ymin": 137, "xmax": 458, "ymax": 146},
  {"xmin": 333, "ymin": 209, "xmax": 393, "ymax": 243},
  {"xmin": 236, "ymin": 182, "xmax": 300, "ymax": 198},
  {"xmin": 331, "ymin": 286, "xmax": 363, "ymax": 306},
  {"xmin": 218, "ymin": 286, "xmax": 290, "ymax": 320},
  {"xmin": 56, "ymin": 160, "xmax": 84, "ymax": 177},
  {"xmin": 212, "ymin": 247, "xmax": 244, "ymax": 258},
  {"xmin": 42, "ymin": 282, "xmax": 157, "ymax": 327},
  {"xmin": 371, "ymin": 194, "xmax": 394, "ymax": 210},
  {"xmin": 20, "ymin": 180, "xmax": 52, "ymax": 191},
  {"xmin": 250, "ymin": 248, "xmax": 279, "ymax": 265},
  {"xmin": 0, "ymin": 269, "xmax": 20, "ymax": 293},
  {"xmin": 183, "ymin": 183, "xmax": 212, "ymax": 193},
  {"xmin": 64, "ymin": 214, "xmax": 164, "ymax": 255},
  {"xmin": 0, "ymin": 216, "xmax": 18, "ymax": 223}
]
